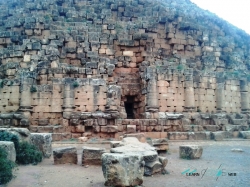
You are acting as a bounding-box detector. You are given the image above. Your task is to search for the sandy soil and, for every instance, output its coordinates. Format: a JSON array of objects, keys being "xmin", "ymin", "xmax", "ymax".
[{"xmin": 2, "ymin": 140, "xmax": 250, "ymax": 187}]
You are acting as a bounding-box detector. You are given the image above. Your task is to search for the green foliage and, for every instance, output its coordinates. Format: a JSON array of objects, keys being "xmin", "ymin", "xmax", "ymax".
[
  {"xmin": 0, "ymin": 131, "xmax": 42, "ymax": 165},
  {"xmin": 30, "ymin": 85, "xmax": 37, "ymax": 93},
  {"xmin": 0, "ymin": 80, "xmax": 4, "ymax": 88},
  {"xmin": 0, "ymin": 147, "xmax": 16, "ymax": 185},
  {"xmin": 16, "ymin": 142, "xmax": 43, "ymax": 165},
  {"xmin": 9, "ymin": 80, "xmax": 14, "ymax": 86},
  {"xmin": 176, "ymin": 64, "xmax": 184, "ymax": 71},
  {"xmin": 72, "ymin": 81, "xmax": 79, "ymax": 88},
  {"xmin": 0, "ymin": 131, "xmax": 19, "ymax": 151},
  {"xmin": 44, "ymin": 14, "xmax": 51, "ymax": 20}
]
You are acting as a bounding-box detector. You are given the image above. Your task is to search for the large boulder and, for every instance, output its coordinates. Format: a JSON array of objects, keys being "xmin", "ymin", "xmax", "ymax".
[
  {"xmin": 53, "ymin": 147, "xmax": 77, "ymax": 165},
  {"xmin": 0, "ymin": 128, "xmax": 30, "ymax": 142},
  {"xmin": 179, "ymin": 145, "xmax": 203, "ymax": 159},
  {"xmin": 102, "ymin": 153, "xmax": 144, "ymax": 187},
  {"xmin": 30, "ymin": 133, "xmax": 52, "ymax": 158},
  {"xmin": 82, "ymin": 146, "xmax": 106, "ymax": 165},
  {"xmin": 0, "ymin": 141, "xmax": 16, "ymax": 162}
]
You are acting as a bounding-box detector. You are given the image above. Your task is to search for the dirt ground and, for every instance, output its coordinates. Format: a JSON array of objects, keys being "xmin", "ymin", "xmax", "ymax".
[{"xmin": 2, "ymin": 140, "xmax": 250, "ymax": 187}]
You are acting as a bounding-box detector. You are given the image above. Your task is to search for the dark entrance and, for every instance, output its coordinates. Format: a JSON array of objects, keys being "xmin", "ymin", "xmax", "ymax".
[{"xmin": 125, "ymin": 96, "xmax": 135, "ymax": 119}]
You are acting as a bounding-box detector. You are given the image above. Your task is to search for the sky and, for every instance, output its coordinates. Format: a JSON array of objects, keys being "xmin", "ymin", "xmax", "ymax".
[{"xmin": 190, "ymin": 0, "xmax": 250, "ymax": 34}]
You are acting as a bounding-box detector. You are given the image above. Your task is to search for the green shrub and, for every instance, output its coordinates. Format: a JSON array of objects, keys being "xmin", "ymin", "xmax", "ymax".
[
  {"xmin": 0, "ymin": 131, "xmax": 19, "ymax": 150},
  {"xmin": 16, "ymin": 142, "xmax": 43, "ymax": 165},
  {"xmin": 72, "ymin": 81, "xmax": 79, "ymax": 88},
  {"xmin": 0, "ymin": 147, "xmax": 16, "ymax": 185},
  {"xmin": 30, "ymin": 85, "xmax": 37, "ymax": 93}
]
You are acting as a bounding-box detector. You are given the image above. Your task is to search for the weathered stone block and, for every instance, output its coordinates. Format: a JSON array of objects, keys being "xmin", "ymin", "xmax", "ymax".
[
  {"xmin": 0, "ymin": 141, "xmax": 16, "ymax": 162},
  {"xmin": 179, "ymin": 145, "xmax": 203, "ymax": 159},
  {"xmin": 239, "ymin": 131, "xmax": 250, "ymax": 139},
  {"xmin": 152, "ymin": 138, "xmax": 169, "ymax": 151},
  {"xmin": 53, "ymin": 147, "xmax": 77, "ymax": 165},
  {"xmin": 82, "ymin": 146, "xmax": 106, "ymax": 165},
  {"xmin": 102, "ymin": 153, "xmax": 144, "ymax": 187},
  {"xmin": 123, "ymin": 133, "xmax": 146, "ymax": 143},
  {"xmin": 30, "ymin": 133, "xmax": 52, "ymax": 158}
]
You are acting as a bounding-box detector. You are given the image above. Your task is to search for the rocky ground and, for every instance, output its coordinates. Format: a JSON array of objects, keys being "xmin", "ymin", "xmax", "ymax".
[{"xmin": 2, "ymin": 140, "xmax": 250, "ymax": 187}]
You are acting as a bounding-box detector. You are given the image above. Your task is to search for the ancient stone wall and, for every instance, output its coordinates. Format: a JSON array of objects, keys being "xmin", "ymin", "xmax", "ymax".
[{"xmin": 0, "ymin": 0, "xmax": 250, "ymax": 139}]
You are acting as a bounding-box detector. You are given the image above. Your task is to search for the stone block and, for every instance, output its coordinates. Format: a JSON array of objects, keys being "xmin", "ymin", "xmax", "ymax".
[
  {"xmin": 179, "ymin": 145, "xmax": 203, "ymax": 159},
  {"xmin": 239, "ymin": 131, "xmax": 250, "ymax": 139},
  {"xmin": 102, "ymin": 153, "xmax": 144, "ymax": 187},
  {"xmin": 82, "ymin": 146, "xmax": 106, "ymax": 165},
  {"xmin": 53, "ymin": 147, "xmax": 77, "ymax": 165},
  {"xmin": 123, "ymin": 133, "xmax": 147, "ymax": 143},
  {"xmin": 30, "ymin": 133, "xmax": 52, "ymax": 158},
  {"xmin": 78, "ymin": 137, "xmax": 88, "ymax": 142},
  {"xmin": 211, "ymin": 131, "xmax": 233, "ymax": 141},
  {"xmin": 126, "ymin": 125, "xmax": 136, "ymax": 133},
  {"xmin": 152, "ymin": 138, "xmax": 169, "ymax": 151},
  {"xmin": 0, "ymin": 141, "xmax": 16, "ymax": 162}
]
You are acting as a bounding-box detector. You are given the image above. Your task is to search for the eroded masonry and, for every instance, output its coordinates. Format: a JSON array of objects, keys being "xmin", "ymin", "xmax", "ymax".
[{"xmin": 0, "ymin": 0, "xmax": 250, "ymax": 140}]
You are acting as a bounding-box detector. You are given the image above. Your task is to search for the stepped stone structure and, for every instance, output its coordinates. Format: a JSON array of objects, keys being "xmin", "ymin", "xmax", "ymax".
[{"xmin": 0, "ymin": 0, "xmax": 250, "ymax": 140}]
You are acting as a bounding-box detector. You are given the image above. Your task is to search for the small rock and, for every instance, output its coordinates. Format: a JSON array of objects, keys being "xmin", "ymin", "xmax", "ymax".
[
  {"xmin": 231, "ymin": 148, "xmax": 244, "ymax": 152},
  {"xmin": 78, "ymin": 137, "xmax": 88, "ymax": 142}
]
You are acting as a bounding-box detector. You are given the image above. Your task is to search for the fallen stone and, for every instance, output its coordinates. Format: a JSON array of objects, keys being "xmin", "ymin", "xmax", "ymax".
[
  {"xmin": 110, "ymin": 141, "xmax": 121, "ymax": 148},
  {"xmin": 152, "ymin": 138, "xmax": 169, "ymax": 151},
  {"xmin": 0, "ymin": 141, "xmax": 16, "ymax": 162},
  {"xmin": 102, "ymin": 153, "xmax": 144, "ymax": 187},
  {"xmin": 123, "ymin": 133, "xmax": 147, "ymax": 143},
  {"xmin": 158, "ymin": 156, "xmax": 168, "ymax": 167},
  {"xmin": 78, "ymin": 137, "xmax": 88, "ymax": 142},
  {"xmin": 231, "ymin": 148, "xmax": 244, "ymax": 152},
  {"xmin": 179, "ymin": 145, "xmax": 203, "ymax": 159},
  {"xmin": 53, "ymin": 147, "xmax": 77, "ymax": 165},
  {"xmin": 111, "ymin": 137, "xmax": 158, "ymax": 163},
  {"xmin": 82, "ymin": 146, "xmax": 106, "ymax": 165},
  {"xmin": 144, "ymin": 160, "xmax": 162, "ymax": 176},
  {"xmin": 239, "ymin": 131, "xmax": 250, "ymax": 139},
  {"xmin": 30, "ymin": 133, "xmax": 52, "ymax": 158}
]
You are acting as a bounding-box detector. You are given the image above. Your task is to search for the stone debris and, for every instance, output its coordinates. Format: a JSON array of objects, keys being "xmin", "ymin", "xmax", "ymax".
[
  {"xmin": 82, "ymin": 146, "xmax": 106, "ymax": 165},
  {"xmin": 231, "ymin": 148, "xmax": 244, "ymax": 152},
  {"xmin": 123, "ymin": 133, "xmax": 147, "ymax": 143},
  {"xmin": 152, "ymin": 138, "xmax": 169, "ymax": 151},
  {"xmin": 109, "ymin": 137, "xmax": 168, "ymax": 176},
  {"xmin": 239, "ymin": 131, "xmax": 250, "ymax": 139},
  {"xmin": 102, "ymin": 153, "xmax": 144, "ymax": 187},
  {"xmin": 179, "ymin": 145, "xmax": 203, "ymax": 159},
  {"xmin": 0, "ymin": 141, "xmax": 16, "ymax": 162},
  {"xmin": 30, "ymin": 133, "xmax": 52, "ymax": 158},
  {"xmin": 78, "ymin": 136, "xmax": 88, "ymax": 142},
  {"xmin": 53, "ymin": 147, "xmax": 77, "ymax": 165}
]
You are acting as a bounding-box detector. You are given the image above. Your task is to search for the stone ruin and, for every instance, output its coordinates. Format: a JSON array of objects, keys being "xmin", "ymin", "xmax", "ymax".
[{"xmin": 0, "ymin": 0, "xmax": 250, "ymax": 141}]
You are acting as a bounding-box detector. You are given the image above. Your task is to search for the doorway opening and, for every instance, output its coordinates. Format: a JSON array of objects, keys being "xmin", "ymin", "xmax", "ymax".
[{"xmin": 125, "ymin": 96, "xmax": 135, "ymax": 119}]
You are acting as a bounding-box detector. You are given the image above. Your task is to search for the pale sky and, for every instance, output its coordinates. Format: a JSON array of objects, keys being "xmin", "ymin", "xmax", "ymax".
[{"xmin": 190, "ymin": 0, "xmax": 250, "ymax": 35}]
